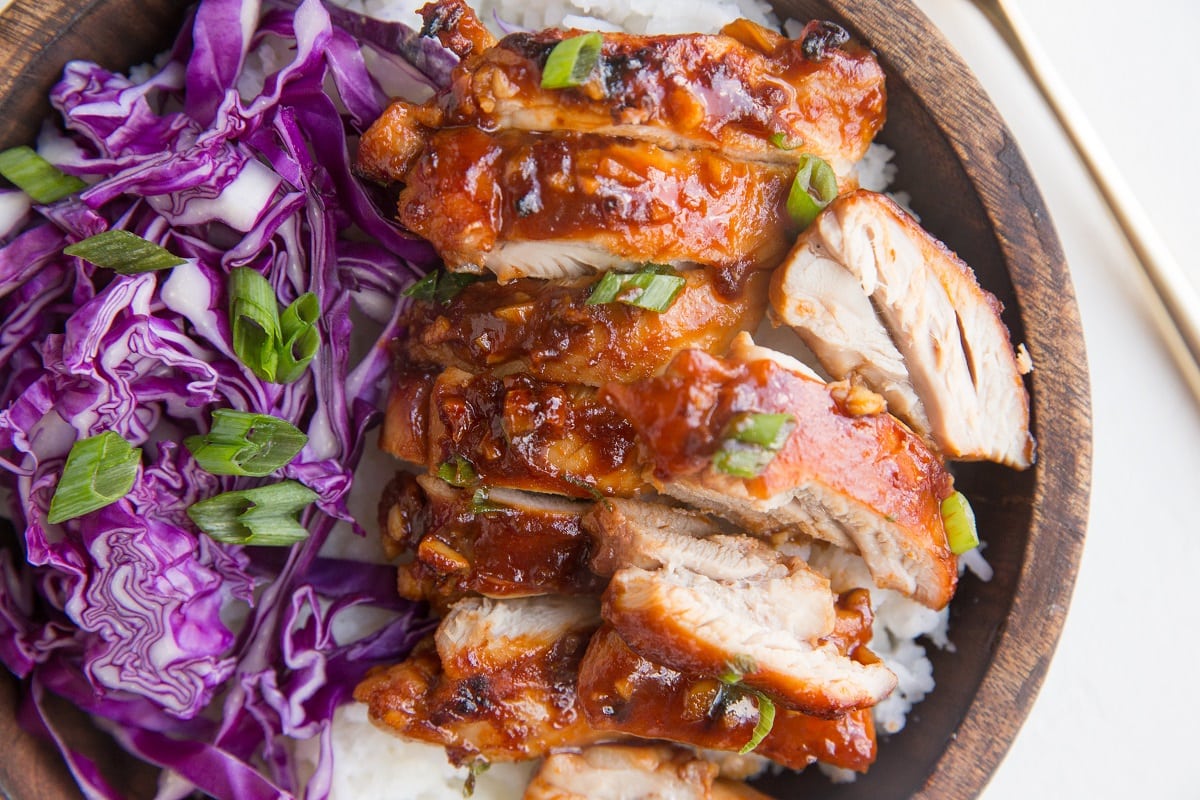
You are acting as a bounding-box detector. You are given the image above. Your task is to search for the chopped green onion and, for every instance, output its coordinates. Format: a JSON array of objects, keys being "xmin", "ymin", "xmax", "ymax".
[
  {"xmin": 403, "ymin": 270, "xmax": 484, "ymax": 305},
  {"xmin": 469, "ymin": 487, "xmax": 506, "ymax": 514},
  {"xmin": 768, "ymin": 133, "xmax": 800, "ymax": 150},
  {"xmin": 585, "ymin": 267, "xmax": 686, "ymax": 312},
  {"xmin": 540, "ymin": 32, "xmax": 603, "ymax": 89},
  {"xmin": 437, "ymin": 456, "xmax": 478, "ymax": 488},
  {"xmin": 187, "ymin": 480, "xmax": 318, "ymax": 546},
  {"xmin": 0, "ymin": 146, "xmax": 86, "ymax": 204},
  {"xmin": 712, "ymin": 412, "xmax": 796, "ymax": 479},
  {"xmin": 719, "ymin": 654, "xmax": 758, "ymax": 684},
  {"xmin": 276, "ymin": 292, "xmax": 321, "ymax": 383},
  {"xmin": 185, "ymin": 410, "xmax": 308, "ymax": 477},
  {"xmin": 724, "ymin": 412, "xmax": 795, "ymax": 450},
  {"xmin": 941, "ymin": 491, "xmax": 980, "ymax": 554},
  {"xmin": 229, "ymin": 267, "xmax": 283, "ymax": 382},
  {"xmin": 63, "ymin": 230, "xmax": 188, "ymax": 274},
  {"xmin": 585, "ymin": 271, "xmax": 623, "ymax": 305},
  {"xmin": 712, "ymin": 447, "xmax": 775, "ymax": 479},
  {"xmin": 740, "ymin": 692, "xmax": 776, "ymax": 753},
  {"xmin": 714, "ymin": 655, "xmax": 775, "ymax": 753},
  {"xmin": 786, "ymin": 153, "xmax": 838, "ymax": 228},
  {"xmin": 402, "ymin": 272, "xmax": 438, "ymax": 301},
  {"xmin": 403, "ymin": 271, "xmax": 441, "ymax": 303},
  {"xmin": 228, "ymin": 270, "xmax": 321, "ymax": 384},
  {"xmin": 463, "ymin": 759, "xmax": 490, "ymax": 798},
  {"xmin": 564, "ymin": 475, "xmax": 604, "ymax": 502},
  {"xmin": 435, "ymin": 273, "xmax": 483, "ymax": 304},
  {"xmin": 46, "ymin": 432, "xmax": 142, "ymax": 524}
]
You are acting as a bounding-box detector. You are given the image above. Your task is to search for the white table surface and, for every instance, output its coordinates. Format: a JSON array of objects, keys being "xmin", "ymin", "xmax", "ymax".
[
  {"xmin": 909, "ymin": 1, "xmax": 1200, "ymax": 798},
  {"xmin": 3, "ymin": 0, "xmax": 1198, "ymax": 797}
]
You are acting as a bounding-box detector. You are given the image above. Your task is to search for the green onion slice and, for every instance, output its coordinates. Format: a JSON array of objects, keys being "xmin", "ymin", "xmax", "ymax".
[
  {"xmin": 63, "ymin": 230, "xmax": 188, "ymax": 274},
  {"xmin": 541, "ymin": 32, "xmax": 604, "ymax": 89},
  {"xmin": 46, "ymin": 432, "xmax": 142, "ymax": 524},
  {"xmin": 229, "ymin": 267, "xmax": 283, "ymax": 382},
  {"xmin": 719, "ymin": 654, "xmax": 759, "ymax": 685},
  {"xmin": 585, "ymin": 267, "xmax": 686, "ymax": 312},
  {"xmin": 0, "ymin": 146, "xmax": 87, "ymax": 204},
  {"xmin": 712, "ymin": 412, "xmax": 796, "ymax": 479},
  {"xmin": 185, "ymin": 409, "xmax": 308, "ymax": 477},
  {"xmin": 768, "ymin": 132, "xmax": 800, "ymax": 151},
  {"xmin": 941, "ymin": 491, "xmax": 979, "ymax": 554},
  {"xmin": 786, "ymin": 153, "xmax": 838, "ymax": 228},
  {"xmin": 469, "ymin": 487, "xmax": 506, "ymax": 514},
  {"xmin": 403, "ymin": 270, "xmax": 485, "ymax": 305},
  {"xmin": 712, "ymin": 447, "xmax": 775, "ymax": 479},
  {"xmin": 463, "ymin": 759, "xmax": 490, "ymax": 798},
  {"xmin": 228, "ymin": 270, "xmax": 320, "ymax": 384},
  {"xmin": 725, "ymin": 412, "xmax": 794, "ymax": 449},
  {"xmin": 187, "ymin": 480, "xmax": 318, "ymax": 546},
  {"xmin": 276, "ymin": 292, "xmax": 321, "ymax": 383},
  {"xmin": 740, "ymin": 693, "xmax": 776, "ymax": 753},
  {"xmin": 437, "ymin": 456, "xmax": 478, "ymax": 488},
  {"xmin": 714, "ymin": 655, "xmax": 775, "ymax": 753},
  {"xmin": 564, "ymin": 475, "xmax": 604, "ymax": 502},
  {"xmin": 401, "ymin": 272, "xmax": 438, "ymax": 301}
]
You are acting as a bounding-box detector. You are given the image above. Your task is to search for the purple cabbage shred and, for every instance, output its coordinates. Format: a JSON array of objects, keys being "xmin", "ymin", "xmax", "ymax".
[{"xmin": 0, "ymin": 0, "xmax": 452, "ymax": 797}]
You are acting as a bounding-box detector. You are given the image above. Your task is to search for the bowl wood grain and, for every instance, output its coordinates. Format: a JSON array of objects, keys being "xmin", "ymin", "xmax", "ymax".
[{"xmin": 0, "ymin": 0, "xmax": 1091, "ymax": 798}]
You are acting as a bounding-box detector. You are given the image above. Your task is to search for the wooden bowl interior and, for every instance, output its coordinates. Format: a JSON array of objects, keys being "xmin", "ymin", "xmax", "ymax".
[{"xmin": 0, "ymin": 1, "xmax": 1090, "ymax": 798}]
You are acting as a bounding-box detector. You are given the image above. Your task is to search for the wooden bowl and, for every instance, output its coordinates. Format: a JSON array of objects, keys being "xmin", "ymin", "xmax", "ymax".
[{"xmin": 0, "ymin": 0, "xmax": 1091, "ymax": 798}]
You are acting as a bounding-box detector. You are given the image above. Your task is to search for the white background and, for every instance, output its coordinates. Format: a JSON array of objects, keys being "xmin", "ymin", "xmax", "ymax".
[
  {"xmin": 3, "ymin": 0, "xmax": 1199, "ymax": 797},
  {"xmin": 910, "ymin": 1, "xmax": 1200, "ymax": 798}
]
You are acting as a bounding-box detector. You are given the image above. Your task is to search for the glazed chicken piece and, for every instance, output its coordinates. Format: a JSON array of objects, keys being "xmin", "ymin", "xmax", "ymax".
[
  {"xmin": 771, "ymin": 190, "xmax": 1035, "ymax": 469},
  {"xmin": 577, "ymin": 624, "xmax": 878, "ymax": 772},
  {"xmin": 354, "ymin": 595, "xmax": 604, "ymax": 764},
  {"xmin": 524, "ymin": 744, "xmax": 772, "ymax": 800},
  {"xmin": 600, "ymin": 334, "xmax": 957, "ymax": 609},
  {"xmin": 355, "ymin": 1, "xmax": 887, "ymax": 281},
  {"xmin": 393, "ymin": 127, "xmax": 799, "ymax": 281},
  {"xmin": 380, "ymin": 473, "xmax": 603, "ymax": 608},
  {"xmin": 584, "ymin": 499, "xmax": 895, "ymax": 716},
  {"xmin": 380, "ymin": 367, "xmax": 647, "ymax": 498},
  {"xmin": 413, "ymin": 0, "xmax": 886, "ymax": 177},
  {"xmin": 402, "ymin": 269, "xmax": 769, "ymax": 385},
  {"xmin": 379, "ymin": 367, "xmax": 437, "ymax": 465}
]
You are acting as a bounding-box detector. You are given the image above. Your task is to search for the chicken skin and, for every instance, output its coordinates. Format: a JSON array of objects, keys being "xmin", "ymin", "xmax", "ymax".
[
  {"xmin": 380, "ymin": 473, "xmax": 603, "ymax": 609},
  {"xmin": 412, "ymin": 0, "xmax": 886, "ymax": 176},
  {"xmin": 601, "ymin": 335, "xmax": 958, "ymax": 609},
  {"xmin": 394, "ymin": 127, "xmax": 800, "ymax": 281},
  {"xmin": 354, "ymin": 595, "xmax": 603, "ymax": 765},
  {"xmin": 401, "ymin": 268, "xmax": 769, "ymax": 385},
  {"xmin": 380, "ymin": 367, "xmax": 647, "ymax": 498}
]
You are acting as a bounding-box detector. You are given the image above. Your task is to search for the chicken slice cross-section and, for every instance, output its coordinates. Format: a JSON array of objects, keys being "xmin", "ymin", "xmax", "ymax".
[
  {"xmin": 394, "ymin": 127, "xmax": 799, "ymax": 281},
  {"xmin": 770, "ymin": 190, "xmax": 1035, "ymax": 469},
  {"xmin": 414, "ymin": 0, "xmax": 886, "ymax": 177},
  {"xmin": 577, "ymin": 624, "xmax": 879, "ymax": 773},
  {"xmin": 354, "ymin": 595, "xmax": 604, "ymax": 765},
  {"xmin": 524, "ymin": 743, "xmax": 771, "ymax": 800},
  {"xmin": 379, "ymin": 473, "xmax": 603, "ymax": 609},
  {"xmin": 380, "ymin": 366, "xmax": 648, "ymax": 498},
  {"xmin": 586, "ymin": 497, "xmax": 787, "ymax": 583},
  {"xmin": 583, "ymin": 498, "xmax": 896, "ymax": 716},
  {"xmin": 401, "ymin": 268, "xmax": 769, "ymax": 385},
  {"xmin": 600, "ymin": 336, "xmax": 957, "ymax": 609}
]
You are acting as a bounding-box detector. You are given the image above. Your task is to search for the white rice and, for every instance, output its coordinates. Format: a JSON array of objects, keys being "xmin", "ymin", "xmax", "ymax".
[
  {"xmin": 340, "ymin": 0, "xmax": 776, "ymax": 35},
  {"xmin": 326, "ymin": 704, "xmax": 537, "ymax": 799},
  {"xmin": 322, "ymin": 1, "xmax": 988, "ymax": 796}
]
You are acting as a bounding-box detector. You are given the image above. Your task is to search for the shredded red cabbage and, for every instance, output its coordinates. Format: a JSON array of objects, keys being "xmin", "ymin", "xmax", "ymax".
[{"xmin": 0, "ymin": 0, "xmax": 448, "ymax": 797}]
